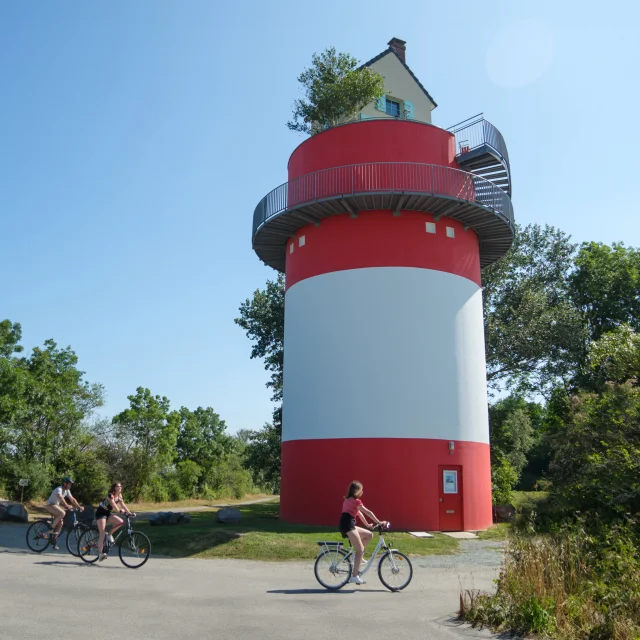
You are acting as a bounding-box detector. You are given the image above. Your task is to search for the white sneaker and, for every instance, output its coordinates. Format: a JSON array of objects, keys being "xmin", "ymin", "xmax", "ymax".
[
  {"xmin": 107, "ymin": 534, "xmax": 115, "ymax": 544},
  {"xmin": 349, "ymin": 575, "xmax": 365, "ymax": 585},
  {"xmin": 99, "ymin": 553, "xmax": 107, "ymax": 562}
]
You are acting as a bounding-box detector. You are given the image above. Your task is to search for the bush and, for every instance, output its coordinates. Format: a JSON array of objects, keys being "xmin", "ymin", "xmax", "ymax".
[
  {"xmin": 141, "ymin": 475, "xmax": 170, "ymax": 503},
  {"xmin": 491, "ymin": 456, "xmax": 519, "ymax": 505},
  {"xmin": 205, "ymin": 454, "xmax": 256, "ymax": 500},
  {"xmin": 461, "ymin": 521, "xmax": 640, "ymax": 640},
  {"xmin": 546, "ymin": 381, "xmax": 640, "ymax": 521},
  {"xmin": 56, "ymin": 449, "xmax": 110, "ymax": 505},
  {"xmin": 3, "ymin": 459, "xmax": 52, "ymax": 502}
]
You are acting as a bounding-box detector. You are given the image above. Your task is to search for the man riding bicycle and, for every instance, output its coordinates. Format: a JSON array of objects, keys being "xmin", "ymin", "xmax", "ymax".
[{"xmin": 44, "ymin": 477, "xmax": 83, "ymax": 549}]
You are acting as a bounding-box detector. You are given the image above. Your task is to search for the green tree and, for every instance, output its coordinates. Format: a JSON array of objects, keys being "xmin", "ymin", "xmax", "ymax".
[
  {"xmin": 175, "ymin": 406, "xmax": 232, "ymax": 491},
  {"xmin": 287, "ymin": 47, "xmax": 385, "ymax": 135},
  {"xmin": 482, "ymin": 224, "xmax": 587, "ymax": 396},
  {"xmin": 588, "ymin": 324, "xmax": 640, "ymax": 385},
  {"xmin": 570, "ymin": 242, "xmax": 640, "ymax": 342},
  {"xmin": 1, "ymin": 336, "xmax": 103, "ymax": 480},
  {"xmin": 235, "ymin": 275, "xmax": 285, "ymax": 402},
  {"xmin": 546, "ymin": 381, "xmax": 640, "ymax": 519},
  {"xmin": 0, "ymin": 320, "xmax": 23, "ymax": 358},
  {"xmin": 235, "ymin": 275, "xmax": 284, "ymax": 491},
  {"xmin": 112, "ymin": 387, "xmax": 179, "ymax": 500},
  {"xmin": 242, "ymin": 417, "xmax": 282, "ymax": 494},
  {"xmin": 488, "ymin": 396, "xmax": 539, "ymax": 502}
]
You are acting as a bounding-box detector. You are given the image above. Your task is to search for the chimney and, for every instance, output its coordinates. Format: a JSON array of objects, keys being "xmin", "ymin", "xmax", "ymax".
[{"xmin": 388, "ymin": 37, "xmax": 407, "ymax": 63}]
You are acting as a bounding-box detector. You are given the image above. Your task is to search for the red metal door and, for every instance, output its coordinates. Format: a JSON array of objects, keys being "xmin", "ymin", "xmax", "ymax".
[{"xmin": 438, "ymin": 466, "xmax": 463, "ymax": 531}]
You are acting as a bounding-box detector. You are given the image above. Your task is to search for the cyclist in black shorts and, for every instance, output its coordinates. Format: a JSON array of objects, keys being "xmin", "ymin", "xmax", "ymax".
[{"xmin": 95, "ymin": 482, "xmax": 135, "ymax": 561}]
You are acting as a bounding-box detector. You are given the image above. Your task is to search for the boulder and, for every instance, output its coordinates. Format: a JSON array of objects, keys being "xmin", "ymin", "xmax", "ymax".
[
  {"xmin": 215, "ymin": 507, "xmax": 242, "ymax": 524},
  {"xmin": 3, "ymin": 502, "xmax": 28, "ymax": 523},
  {"xmin": 493, "ymin": 504, "xmax": 516, "ymax": 523},
  {"xmin": 149, "ymin": 511, "xmax": 190, "ymax": 526}
]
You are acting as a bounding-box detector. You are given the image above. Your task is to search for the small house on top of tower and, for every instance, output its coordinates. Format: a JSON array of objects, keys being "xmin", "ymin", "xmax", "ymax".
[{"xmin": 358, "ymin": 38, "xmax": 438, "ymax": 123}]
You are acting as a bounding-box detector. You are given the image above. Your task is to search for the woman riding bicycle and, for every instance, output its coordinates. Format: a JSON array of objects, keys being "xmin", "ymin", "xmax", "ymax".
[
  {"xmin": 94, "ymin": 482, "xmax": 135, "ymax": 562},
  {"xmin": 339, "ymin": 480, "xmax": 387, "ymax": 585}
]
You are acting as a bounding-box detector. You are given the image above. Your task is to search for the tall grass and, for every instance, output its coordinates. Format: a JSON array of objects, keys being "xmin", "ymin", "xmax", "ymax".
[{"xmin": 460, "ymin": 521, "xmax": 640, "ymax": 640}]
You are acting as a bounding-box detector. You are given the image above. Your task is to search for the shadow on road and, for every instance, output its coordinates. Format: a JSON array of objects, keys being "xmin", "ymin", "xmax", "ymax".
[
  {"xmin": 267, "ymin": 588, "xmax": 389, "ymax": 595},
  {"xmin": 34, "ymin": 560, "xmax": 122, "ymax": 570}
]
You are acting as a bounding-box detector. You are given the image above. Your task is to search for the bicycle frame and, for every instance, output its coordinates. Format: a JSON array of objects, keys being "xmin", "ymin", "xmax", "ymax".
[
  {"xmin": 106, "ymin": 514, "xmax": 134, "ymax": 544},
  {"xmin": 317, "ymin": 531, "xmax": 400, "ymax": 576}
]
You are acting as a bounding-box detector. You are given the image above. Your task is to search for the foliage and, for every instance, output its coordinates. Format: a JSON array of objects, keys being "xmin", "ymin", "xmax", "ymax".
[
  {"xmin": 570, "ymin": 242, "xmax": 640, "ymax": 342},
  {"xmin": 2, "ymin": 459, "xmax": 51, "ymax": 502},
  {"xmin": 242, "ymin": 415, "xmax": 282, "ymax": 494},
  {"xmin": 287, "ymin": 47, "xmax": 385, "ymax": 135},
  {"xmin": 588, "ymin": 324, "xmax": 640, "ymax": 385},
  {"xmin": 461, "ymin": 522, "xmax": 640, "ymax": 640},
  {"xmin": 482, "ymin": 224, "xmax": 586, "ymax": 397},
  {"xmin": 176, "ymin": 406, "xmax": 232, "ymax": 492},
  {"xmin": 1, "ymin": 319, "xmax": 267, "ymax": 505},
  {"xmin": 112, "ymin": 387, "xmax": 179, "ymax": 500},
  {"xmin": 488, "ymin": 396, "xmax": 539, "ymax": 503},
  {"xmin": 545, "ymin": 381, "xmax": 640, "ymax": 519},
  {"xmin": 491, "ymin": 456, "xmax": 519, "ymax": 505},
  {"xmin": 235, "ymin": 274, "xmax": 285, "ymax": 403}
]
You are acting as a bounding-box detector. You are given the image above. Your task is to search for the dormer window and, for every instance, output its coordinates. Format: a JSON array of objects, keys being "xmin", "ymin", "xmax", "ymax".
[{"xmin": 385, "ymin": 99, "xmax": 401, "ymax": 117}]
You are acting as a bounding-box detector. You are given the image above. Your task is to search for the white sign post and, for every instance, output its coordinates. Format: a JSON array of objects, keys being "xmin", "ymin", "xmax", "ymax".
[{"xmin": 18, "ymin": 478, "xmax": 30, "ymax": 503}]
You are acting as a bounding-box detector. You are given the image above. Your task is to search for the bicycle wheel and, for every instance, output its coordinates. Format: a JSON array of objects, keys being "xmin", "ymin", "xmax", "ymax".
[
  {"xmin": 377, "ymin": 550, "xmax": 413, "ymax": 591},
  {"xmin": 314, "ymin": 547, "xmax": 352, "ymax": 590},
  {"xmin": 78, "ymin": 528, "xmax": 101, "ymax": 564},
  {"xmin": 25, "ymin": 520, "xmax": 52, "ymax": 553},
  {"xmin": 66, "ymin": 524, "xmax": 89, "ymax": 557},
  {"xmin": 118, "ymin": 532, "xmax": 151, "ymax": 569}
]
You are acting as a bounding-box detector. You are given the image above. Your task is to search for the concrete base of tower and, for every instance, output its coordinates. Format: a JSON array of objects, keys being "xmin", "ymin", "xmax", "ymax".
[{"xmin": 280, "ymin": 438, "xmax": 492, "ymax": 532}]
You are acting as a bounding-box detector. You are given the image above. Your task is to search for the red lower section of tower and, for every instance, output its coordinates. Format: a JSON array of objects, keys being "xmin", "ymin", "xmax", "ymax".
[{"xmin": 280, "ymin": 438, "xmax": 493, "ymax": 531}]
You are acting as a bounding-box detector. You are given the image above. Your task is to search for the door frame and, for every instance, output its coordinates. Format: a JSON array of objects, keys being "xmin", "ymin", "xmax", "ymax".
[{"xmin": 438, "ymin": 465, "xmax": 464, "ymax": 531}]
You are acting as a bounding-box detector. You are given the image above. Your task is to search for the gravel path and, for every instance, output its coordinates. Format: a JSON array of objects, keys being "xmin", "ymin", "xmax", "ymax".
[{"xmin": 412, "ymin": 539, "xmax": 505, "ymax": 569}]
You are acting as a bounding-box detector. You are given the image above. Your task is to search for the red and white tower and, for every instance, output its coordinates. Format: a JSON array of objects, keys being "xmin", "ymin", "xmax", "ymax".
[{"xmin": 252, "ymin": 39, "xmax": 514, "ymax": 531}]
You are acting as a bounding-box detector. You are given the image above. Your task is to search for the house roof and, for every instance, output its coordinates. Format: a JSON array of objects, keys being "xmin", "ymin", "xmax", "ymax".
[{"xmin": 360, "ymin": 47, "xmax": 438, "ymax": 109}]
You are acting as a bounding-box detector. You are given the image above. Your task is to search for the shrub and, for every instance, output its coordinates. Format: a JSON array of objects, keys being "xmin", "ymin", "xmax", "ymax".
[
  {"xmin": 3, "ymin": 459, "xmax": 52, "ymax": 502},
  {"xmin": 460, "ymin": 522, "xmax": 640, "ymax": 640},
  {"xmin": 491, "ymin": 456, "xmax": 519, "ymax": 505}
]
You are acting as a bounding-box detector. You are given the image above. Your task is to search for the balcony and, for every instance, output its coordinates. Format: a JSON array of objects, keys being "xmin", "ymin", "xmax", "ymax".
[
  {"xmin": 447, "ymin": 114, "xmax": 512, "ymax": 196},
  {"xmin": 252, "ymin": 161, "xmax": 515, "ymax": 273}
]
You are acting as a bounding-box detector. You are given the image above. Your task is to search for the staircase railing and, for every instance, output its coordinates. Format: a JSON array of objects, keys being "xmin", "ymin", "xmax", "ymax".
[{"xmin": 446, "ymin": 114, "xmax": 511, "ymax": 174}]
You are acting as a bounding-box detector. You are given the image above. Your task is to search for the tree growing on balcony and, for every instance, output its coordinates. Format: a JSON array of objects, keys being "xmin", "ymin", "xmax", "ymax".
[{"xmin": 287, "ymin": 47, "xmax": 385, "ymax": 135}]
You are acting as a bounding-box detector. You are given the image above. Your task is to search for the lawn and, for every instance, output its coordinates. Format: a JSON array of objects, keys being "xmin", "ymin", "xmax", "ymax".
[
  {"xmin": 24, "ymin": 493, "xmax": 275, "ymax": 519},
  {"xmin": 135, "ymin": 501, "xmax": 459, "ymax": 561},
  {"xmin": 476, "ymin": 491, "xmax": 550, "ymax": 540}
]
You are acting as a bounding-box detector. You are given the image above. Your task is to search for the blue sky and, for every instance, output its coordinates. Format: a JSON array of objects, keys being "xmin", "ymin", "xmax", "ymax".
[{"xmin": 2, "ymin": 0, "xmax": 638, "ymax": 432}]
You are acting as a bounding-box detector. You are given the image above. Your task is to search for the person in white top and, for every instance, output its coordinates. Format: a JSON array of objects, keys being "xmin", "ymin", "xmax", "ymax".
[{"xmin": 44, "ymin": 477, "xmax": 83, "ymax": 549}]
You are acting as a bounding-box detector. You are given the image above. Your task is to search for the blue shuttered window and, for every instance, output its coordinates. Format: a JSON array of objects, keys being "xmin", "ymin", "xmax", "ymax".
[{"xmin": 403, "ymin": 100, "xmax": 414, "ymax": 119}]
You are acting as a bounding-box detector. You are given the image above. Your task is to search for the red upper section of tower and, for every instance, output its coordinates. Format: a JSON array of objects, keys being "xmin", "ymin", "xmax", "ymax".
[
  {"xmin": 285, "ymin": 211, "xmax": 481, "ymax": 290},
  {"xmin": 288, "ymin": 120, "xmax": 458, "ymax": 181}
]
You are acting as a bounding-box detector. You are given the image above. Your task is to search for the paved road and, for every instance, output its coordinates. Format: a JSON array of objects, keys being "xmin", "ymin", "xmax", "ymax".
[{"xmin": 0, "ymin": 523, "xmax": 499, "ymax": 640}]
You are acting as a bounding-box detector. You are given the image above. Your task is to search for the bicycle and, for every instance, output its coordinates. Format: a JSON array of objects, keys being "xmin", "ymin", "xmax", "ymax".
[
  {"xmin": 77, "ymin": 513, "xmax": 150, "ymax": 569},
  {"xmin": 314, "ymin": 522, "xmax": 413, "ymax": 591},
  {"xmin": 25, "ymin": 508, "xmax": 90, "ymax": 557}
]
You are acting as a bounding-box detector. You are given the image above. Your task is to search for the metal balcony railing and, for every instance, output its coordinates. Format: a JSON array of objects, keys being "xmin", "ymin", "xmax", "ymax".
[
  {"xmin": 447, "ymin": 114, "xmax": 510, "ymax": 173},
  {"xmin": 252, "ymin": 162, "xmax": 514, "ymax": 240}
]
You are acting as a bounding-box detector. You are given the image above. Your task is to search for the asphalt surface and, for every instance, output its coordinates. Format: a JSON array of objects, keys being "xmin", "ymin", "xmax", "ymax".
[{"xmin": 0, "ymin": 522, "xmax": 501, "ymax": 640}]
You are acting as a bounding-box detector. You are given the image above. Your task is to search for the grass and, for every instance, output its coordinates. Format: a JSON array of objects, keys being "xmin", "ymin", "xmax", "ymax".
[
  {"xmin": 477, "ymin": 523, "xmax": 510, "ymax": 540},
  {"xmin": 460, "ymin": 526, "xmax": 640, "ymax": 640},
  {"xmin": 475, "ymin": 492, "xmax": 549, "ymax": 541},
  {"xmin": 511, "ymin": 490, "xmax": 548, "ymax": 510},
  {"xmin": 135, "ymin": 501, "xmax": 459, "ymax": 561},
  {"xmin": 130, "ymin": 493, "xmax": 274, "ymax": 512},
  {"xmin": 23, "ymin": 493, "xmax": 275, "ymax": 519}
]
